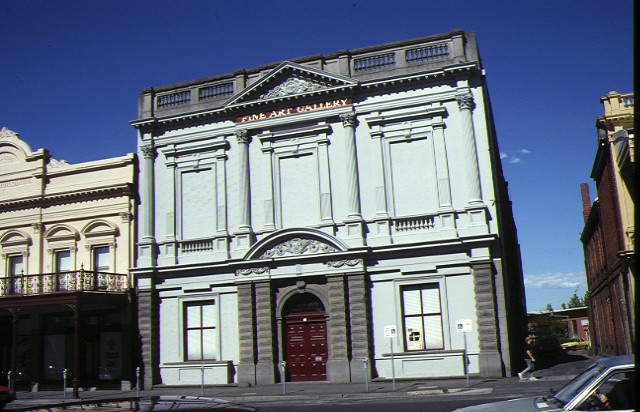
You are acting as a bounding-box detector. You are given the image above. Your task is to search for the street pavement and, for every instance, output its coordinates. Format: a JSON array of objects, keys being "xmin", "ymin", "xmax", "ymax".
[{"xmin": 5, "ymin": 353, "xmax": 595, "ymax": 410}]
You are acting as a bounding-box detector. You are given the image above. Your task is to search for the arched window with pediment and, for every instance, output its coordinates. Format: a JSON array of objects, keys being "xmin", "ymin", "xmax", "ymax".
[
  {"xmin": 82, "ymin": 220, "xmax": 119, "ymax": 273},
  {"xmin": 0, "ymin": 230, "xmax": 31, "ymax": 295},
  {"xmin": 44, "ymin": 224, "xmax": 79, "ymax": 273}
]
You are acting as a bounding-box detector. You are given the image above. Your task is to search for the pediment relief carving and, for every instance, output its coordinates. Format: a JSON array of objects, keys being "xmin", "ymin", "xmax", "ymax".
[
  {"xmin": 0, "ymin": 128, "xmax": 34, "ymax": 164},
  {"xmin": 260, "ymin": 75, "xmax": 333, "ymax": 100},
  {"xmin": 226, "ymin": 61, "xmax": 357, "ymax": 108},
  {"xmin": 0, "ymin": 151, "xmax": 19, "ymax": 165},
  {"xmin": 259, "ymin": 237, "xmax": 338, "ymax": 259}
]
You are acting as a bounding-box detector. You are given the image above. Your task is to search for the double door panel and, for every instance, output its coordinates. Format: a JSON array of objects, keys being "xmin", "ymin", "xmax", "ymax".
[{"xmin": 285, "ymin": 314, "xmax": 327, "ymax": 381}]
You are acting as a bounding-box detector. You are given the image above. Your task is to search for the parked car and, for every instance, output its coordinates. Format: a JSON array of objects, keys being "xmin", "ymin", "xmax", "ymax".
[
  {"xmin": 0, "ymin": 395, "xmax": 259, "ymax": 411},
  {"xmin": 561, "ymin": 338, "xmax": 589, "ymax": 351},
  {"xmin": 454, "ymin": 355, "xmax": 635, "ymax": 411},
  {"xmin": 533, "ymin": 336, "xmax": 562, "ymax": 355},
  {"xmin": 0, "ymin": 385, "xmax": 15, "ymax": 410}
]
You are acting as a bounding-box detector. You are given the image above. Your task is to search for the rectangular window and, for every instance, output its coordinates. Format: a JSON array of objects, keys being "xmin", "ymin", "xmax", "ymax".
[
  {"xmin": 56, "ymin": 250, "xmax": 71, "ymax": 271},
  {"xmin": 402, "ymin": 284, "xmax": 444, "ymax": 351},
  {"xmin": 184, "ymin": 301, "xmax": 217, "ymax": 361},
  {"xmin": 94, "ymin": 246, "xmax": 110, "ymax": 272},
  {"xmin": 55, "ymin": 250, "xmax": 72, "ymax": 291},
  {"xmin": 9, "ymin": 255, "xmax": 24, "ymax": 294},
  {"xmin": 10, "ymin": 255, "xmax": 24, "ymax": 275}
]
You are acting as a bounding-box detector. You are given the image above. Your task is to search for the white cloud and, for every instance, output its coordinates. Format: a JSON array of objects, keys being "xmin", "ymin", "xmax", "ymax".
[
  {"xmin": 500, "ymin": 152, "xmax": 508, "ymax": 159},
  {"xmin": 520, "ymin": 149, "xmax": 531, "ymax": 154},
  {"xmin": 524, "ymin": 272, "xmax": 587, "ymax": 289},
  {"xmin": 509, "ymin": 157, "xmax": 521, "ymax": 164}
]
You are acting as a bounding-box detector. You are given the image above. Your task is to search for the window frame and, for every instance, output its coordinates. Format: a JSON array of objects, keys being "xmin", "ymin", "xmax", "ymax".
[
  {"xmin": 183, "ymin": 300, "xmax": 218, "ymax": 361},
  {"xmin": 400, "ymin": 283, "xmax": 445, "ymax": 352},
  {"xmin": 93, "ymin": 245, "xmax": 111, "ymax": 272},
  {"xmin": 8, "ymin": 254, "xmax": 24, "ymax": 294},
  {"xmin": 9, "ymin": 254, "xmax": 24, "ymax": 276},
  {"xmin": 55, "ymin": 249, "xmax": 72, "ymax": 272}
]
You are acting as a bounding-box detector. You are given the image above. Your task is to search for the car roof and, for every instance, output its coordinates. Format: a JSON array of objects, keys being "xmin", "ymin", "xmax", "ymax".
[{"xmin": 596, "ymin": 355, "xmax": 635, "ymax": 368}]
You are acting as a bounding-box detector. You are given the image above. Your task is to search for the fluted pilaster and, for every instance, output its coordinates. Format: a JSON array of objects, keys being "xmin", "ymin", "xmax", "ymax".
[
  {"xmin": 456, "ymin": 94, "xmax": 482, "ymax": 205},
  {"xmin": 235, "ymin": 129, "xmax": 252, "ymax": 231},
  {"xmin": 340, "ymin": 113, "xmax": 362, "ymax": 218},
  {"xmin": 140, "ymin": 144, "xmax": 156, "ymax": 241}
]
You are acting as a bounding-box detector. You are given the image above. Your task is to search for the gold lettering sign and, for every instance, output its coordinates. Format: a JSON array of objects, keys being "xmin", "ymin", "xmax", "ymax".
[{"xmin": 236, "ymin": 98, "xmax": 352, "ymax": 123}]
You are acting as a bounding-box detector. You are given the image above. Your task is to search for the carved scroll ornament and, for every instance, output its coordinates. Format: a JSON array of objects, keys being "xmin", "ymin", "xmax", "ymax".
[{"xmin": 259, "ymin": 238, "xmax": 337, "ymax": 259}]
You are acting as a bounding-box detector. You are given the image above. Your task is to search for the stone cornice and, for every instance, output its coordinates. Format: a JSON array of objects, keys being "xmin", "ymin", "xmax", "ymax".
[
  {"xmin": 131, "ymin": 63, "xmax": 479, "ymax": 131},
  {"xmin": 0, "ymin": 184, "xmax": 135, "ymax": 212},
  {"xmin": 45, "ymin": 153, "xmax": 136, "ymax": 177}
]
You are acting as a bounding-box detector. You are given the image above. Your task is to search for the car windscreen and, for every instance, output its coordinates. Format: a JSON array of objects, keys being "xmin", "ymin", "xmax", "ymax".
[{"xmin": 552, "ymin": 363, "xmax": 604, "ymax": 405}]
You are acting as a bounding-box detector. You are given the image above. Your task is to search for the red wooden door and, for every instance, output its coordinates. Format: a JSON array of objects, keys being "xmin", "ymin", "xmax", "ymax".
[{"xmin": 285, "ymin": 312, "xmax": 327, "ymax": 381}]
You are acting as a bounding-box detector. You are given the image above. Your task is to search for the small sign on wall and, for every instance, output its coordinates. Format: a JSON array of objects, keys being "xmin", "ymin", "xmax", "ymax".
[
  {"xmin": 384, "ymin": 325, "xmax": 397, "ymax": 338},
  {"xmin": 456, "ymin": 319, "xmax": 473, "ymax": 333}
]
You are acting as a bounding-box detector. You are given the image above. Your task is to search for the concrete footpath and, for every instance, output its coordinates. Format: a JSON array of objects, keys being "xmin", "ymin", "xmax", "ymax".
[{"xmin": 5, "ymin": 356, "xmax": 595, "ymax": 410}]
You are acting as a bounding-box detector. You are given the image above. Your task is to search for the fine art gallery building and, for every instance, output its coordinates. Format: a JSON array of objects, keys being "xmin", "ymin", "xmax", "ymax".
[{"xmin": 131, "ymin": 30, "xmax": 526, "ymax": 388}]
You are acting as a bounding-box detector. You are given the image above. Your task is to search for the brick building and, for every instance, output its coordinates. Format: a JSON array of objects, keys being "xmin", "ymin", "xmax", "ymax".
[{"xmin": 580, "ymin": 91, "xmax": 635, "ymax": 355}]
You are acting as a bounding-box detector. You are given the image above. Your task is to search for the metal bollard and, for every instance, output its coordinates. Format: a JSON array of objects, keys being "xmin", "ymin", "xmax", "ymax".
[
  {"xmin": 279, "ymin": 361, "xmax": 287, "ymax": 395},
  {"xmin": 200, "ymin": 365, "xmax": 205, "ymax": 396},
  {"xmin": 363, "ymin": 358, "xmax": 369, "ymax": 392},
  {"xmin": 63, "ymin": 369, "xmax": 67, "ymax": 400},
  {"xmin": 136, "ymin": 367, "xmax": 140, "ymax": 397}
]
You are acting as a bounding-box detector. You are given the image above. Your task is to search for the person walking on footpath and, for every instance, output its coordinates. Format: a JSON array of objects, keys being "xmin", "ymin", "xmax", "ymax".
[{"xmin": 518, "ymin": 336, "xmax": 538, "ymax": 381}]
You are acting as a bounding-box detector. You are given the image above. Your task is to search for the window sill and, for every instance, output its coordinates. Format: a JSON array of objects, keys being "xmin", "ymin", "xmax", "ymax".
[
  {"xmin": 381, "ymin": 349, "xmax": 465, "ymax": 357},
  {"xmin": 163, "ymin": 360, "xmax": 231, "ymax": 367}
]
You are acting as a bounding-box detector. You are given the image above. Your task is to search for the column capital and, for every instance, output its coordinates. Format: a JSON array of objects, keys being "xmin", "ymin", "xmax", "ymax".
[
  {"xmin": 119, "ymin": 212, "xmax": 133, "ymax": 223},
  {"xmin": 140, "ymin": 145, "xmax": 157, "ymax": 159},
  {"xmin": 339, "ymin": 112, "xmax": 357, "ymax": 128},
  {"xmin": 456, "ymin": 94, "xmax": 475, "ymax": 111},
  {"xmin": 235, "ymin": 129, "xmax": 251, "ymax": 144}
]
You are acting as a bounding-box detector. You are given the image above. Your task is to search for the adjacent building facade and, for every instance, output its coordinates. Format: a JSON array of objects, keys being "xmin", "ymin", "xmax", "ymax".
[
  {"xmin": 131, "ymin": 31, "xmax": 526, "ymax": 388},
  {"xmin": 580, "ymin": 91, "xmax": 635, "ymax": 356},
  {"xmin": 0, "ymin": 128, "xmax": 137, "ymax": 395}
]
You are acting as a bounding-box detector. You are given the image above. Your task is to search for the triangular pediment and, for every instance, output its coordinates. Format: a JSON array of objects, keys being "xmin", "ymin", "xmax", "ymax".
[{"xmin": 225, "ymin": 61, "xmax": 357, "ymax": 108}]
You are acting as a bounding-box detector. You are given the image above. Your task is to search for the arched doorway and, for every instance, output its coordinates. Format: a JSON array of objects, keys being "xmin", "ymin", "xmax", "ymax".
[{"xmin": 282, "ymin": 293, "xmax": 327, "ymax": 381}]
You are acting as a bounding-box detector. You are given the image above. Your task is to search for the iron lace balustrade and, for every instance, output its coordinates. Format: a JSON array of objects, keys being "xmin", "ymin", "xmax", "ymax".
[{"xmin": 0, "ymin": 270, "xmax": 129, "ymax": 297}]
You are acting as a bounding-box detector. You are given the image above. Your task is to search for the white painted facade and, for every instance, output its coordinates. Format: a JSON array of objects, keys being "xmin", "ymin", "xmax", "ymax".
[{"xmin": 132, "ymin": 31, "xmax": 526, "ymax": 388}]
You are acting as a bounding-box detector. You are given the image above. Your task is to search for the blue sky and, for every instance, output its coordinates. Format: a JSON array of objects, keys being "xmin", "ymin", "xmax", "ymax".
[{"xmin": 1, "ymin": 1, "xmax": 633, "ymax": 311}]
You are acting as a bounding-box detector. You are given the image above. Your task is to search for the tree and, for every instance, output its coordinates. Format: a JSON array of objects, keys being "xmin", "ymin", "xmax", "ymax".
[{"xmin": 567, "ymin": 293, "xmax": 584, "ymax": 308}]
